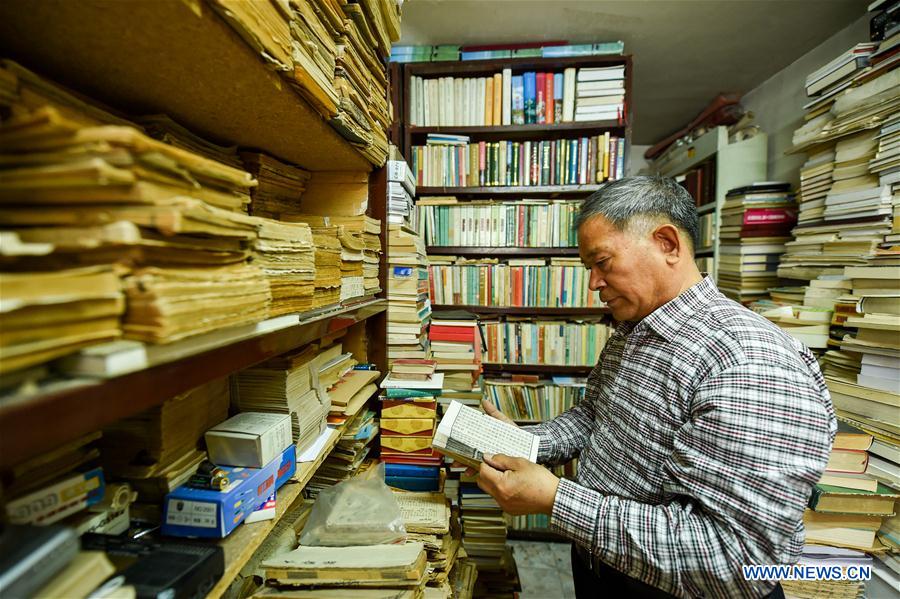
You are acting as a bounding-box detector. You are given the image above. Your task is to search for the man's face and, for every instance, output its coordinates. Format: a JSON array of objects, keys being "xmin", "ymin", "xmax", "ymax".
[{"xmin": 578, "ymin": 215, "xmax": 665, "ymax": 322}]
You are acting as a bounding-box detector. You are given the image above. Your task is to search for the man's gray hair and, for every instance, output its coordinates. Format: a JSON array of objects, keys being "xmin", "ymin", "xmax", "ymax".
[{"xmin": 576, "ymin": 176, "xmax": 699, "ymax": 252}]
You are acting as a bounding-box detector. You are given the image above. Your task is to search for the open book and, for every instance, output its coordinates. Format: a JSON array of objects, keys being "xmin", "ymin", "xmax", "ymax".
[{"xmin": 432, "ymin": 400, "xmax": 539, "ymax": 469}]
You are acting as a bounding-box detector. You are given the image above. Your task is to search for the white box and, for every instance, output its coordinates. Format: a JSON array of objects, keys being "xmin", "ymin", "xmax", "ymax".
[{"xmin": 204, "ymin": 412, "xmax": 292, "ymax": 468}]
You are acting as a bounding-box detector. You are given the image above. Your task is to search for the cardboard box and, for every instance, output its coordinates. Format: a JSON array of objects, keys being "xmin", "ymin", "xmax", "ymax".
[
  {"xmin": 162, "ymin": 445, "xmax": 295, "ymax": 538},
  {"xmin": 205, "ymin": 412, "xmax": 292, "ymax": 468}
]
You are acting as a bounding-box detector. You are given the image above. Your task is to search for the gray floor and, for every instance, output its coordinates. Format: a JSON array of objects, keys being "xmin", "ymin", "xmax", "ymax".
[{"xmin": 509, "ymin": 540, "xmax": 576, "ymax": 598}]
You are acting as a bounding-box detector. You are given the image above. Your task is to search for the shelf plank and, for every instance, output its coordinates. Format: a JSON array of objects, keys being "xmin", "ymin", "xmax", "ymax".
[
  {"xmin": 0, "ymin": 300, "xmax": 386, "ymax": 468},
  {"xmin": 431, "ymin": 305, "xmax": 608, "ymax": 316},
  {"xmin": 404, "ymin": 55, "xmax": 629, "ymax": 77},
  {"xmin": 417, "ymin": 185, "xmax": 603, "ymax": 197},
  {"xmin": 482, "ymin": 364, "xmax": 594, "ymax": 374},
  {"xmin": 409, "ymin": 121, "xmax": 624, "ymax": 140},
  {"xmin": 0, "ymin": 0, "xmax": 371, "ymax": 171},
  {"xmin": 208, "ymin": 425, "xmax": 345, "ymax": 599},
  {"xmin": 426, "ymin": 247, "xmax": 579, "ymax": 257}
]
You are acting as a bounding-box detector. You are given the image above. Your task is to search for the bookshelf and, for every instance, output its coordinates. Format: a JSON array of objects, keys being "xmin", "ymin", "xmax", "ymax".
[
  {"xmin": 0, "ymin": 1, "xmax": 397, "ymax": 596},
  {"xmin": 427, "ymin": 247, "xmax": 581, "ymax": 257},
  {"xmin": 652, "ymin": 126, "xmax": 768, "ymax": 279},
  {"xmin": 482, "ymin": 364, "xmax": 594, "ymax": 375}
]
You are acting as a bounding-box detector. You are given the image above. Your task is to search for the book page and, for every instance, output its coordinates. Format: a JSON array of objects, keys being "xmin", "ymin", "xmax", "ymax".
[
  {"xmin": 433, "ymin": 401, "xmax": 538, "ymax": 466},
  {"xmin": 394, "ymin": 492, "xmax": 450, "ymax": 534}
]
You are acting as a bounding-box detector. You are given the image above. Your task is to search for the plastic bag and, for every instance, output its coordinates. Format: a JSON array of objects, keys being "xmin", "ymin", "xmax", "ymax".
[{"xmin": 299, "ymin": 463, "xmax": 406, "ymax": 546}]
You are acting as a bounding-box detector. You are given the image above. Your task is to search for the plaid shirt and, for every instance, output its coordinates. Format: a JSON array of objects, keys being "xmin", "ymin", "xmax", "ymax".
[{"xmin": 527, "ymin": 276, "xmax": 836, "ymax": 598}]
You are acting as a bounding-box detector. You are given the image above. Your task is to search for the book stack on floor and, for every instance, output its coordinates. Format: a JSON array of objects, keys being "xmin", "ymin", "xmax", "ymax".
[
  {"xmin": 412, "ymin": 132, "xmax": 625, "ymax": 187},
  {"xmin": 379, "ymin": 365, "xmax": 444, "ymax": 493},
  {"xmin": 796, "ymin": 147, "xmax": 835, "ymax": 226},
  {"xmin": 387, "ymin": 221, "xmax": 432, "ymax": 365},
  {"xmin": 306, "ymin": 409, "xmax": 379, "ymax": 498},
  {"xmin": 484, "ymin": 376, "xmax": 588, "ymax": 423},
  {"xmin": 458, "ymin": 475, "xmax": 521, "ymax": 597},
  {"xmin": 101, "ymin": 377, "xmax": 230, "ymax": 508},
  {"xmin": 429, "ymin": 313, "xmax": 483, "ymax": 400},
  {"xmin": 395, "ymin": 490, "xmax": 462, "ymax": 597},
  {"xmin": 716, "ymin": 182, "xmax": 796, "ymax": 304},
  {"xmin": 749, "ymin": 300, "xmax": 833, "ymax": 351}
]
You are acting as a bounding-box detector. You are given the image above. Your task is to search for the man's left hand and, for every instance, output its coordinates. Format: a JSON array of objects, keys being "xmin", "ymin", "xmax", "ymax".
[{"xmin": 477, "ymin": 454, "xmax": 560, "ymax": 515}]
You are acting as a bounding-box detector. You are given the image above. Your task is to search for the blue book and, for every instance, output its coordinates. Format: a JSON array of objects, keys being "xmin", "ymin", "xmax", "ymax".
[
  {"xmin": 568, "ymin": 139, "xmax": 577, "ymax": 184},
  {"xmin": 385, "ymin": 463, "xmax": 440, "ymax": 478},
  {"xmin": 523, "ymin": 72, "xmax": 536, "ymax": 124},
  {"xmin": 511, "ymin": 76, "xmax": 525, "ymax": 125},
  {"xmin": 385, "ymin": 476, "xmax": 440, "ymax": 492},
  {"xmin": 553, "ymin": 73, "xmax": 564, "ymax": 122}
]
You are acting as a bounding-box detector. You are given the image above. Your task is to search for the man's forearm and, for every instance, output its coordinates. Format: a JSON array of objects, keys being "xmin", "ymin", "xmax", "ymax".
[{"xmin": 522, "ymin": 402, "xmax": 594, "ymax": 465}]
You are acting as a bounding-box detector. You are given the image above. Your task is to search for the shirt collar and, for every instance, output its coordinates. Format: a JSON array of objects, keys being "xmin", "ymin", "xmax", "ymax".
[{"xmin": 625, "ymin": 276, "xmax": 718, "ymax": 341}]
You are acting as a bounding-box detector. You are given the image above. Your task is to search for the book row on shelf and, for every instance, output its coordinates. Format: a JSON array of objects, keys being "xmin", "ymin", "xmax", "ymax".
[
  {"xmin": 412, "ymin": 132, "xmax": 626, "ymax": 188},
  {"xmin": 391, "ymin": 41, "xmax": 625, "ymax": 63},
  {"xmin": 417, "ymin": 198, "xmax": 582, "ymax": 248},
  {"xmin": 738, "ymin": 29, "xmax": 899, "ymax": 596},
  {"xmin": 407, "ymin": 64, "xmax": 625, "ymax": 127},
  {"xmin": 427, "ymin": 259, "xmax": 602, "ymax": 309},
  {"xmin": 481, "ymin": 319, "xmax": 611, "ymax": 367},
  {"xmin": 484, "ymin": 376, "xmax": 588, "ymax": 422}
]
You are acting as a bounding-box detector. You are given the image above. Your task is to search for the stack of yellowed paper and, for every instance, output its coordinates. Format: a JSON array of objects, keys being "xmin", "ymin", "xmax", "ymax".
[
  {"xmin": 395, "ymin": 491, "xmax": 461, "ymax": 595},
  {"xmin": 306, "ymin": 225, "xmax": 342, "ymax": 309},
  {"xmin": 240, "ymin": 152, "xmax": 312, "ymax": 219},
  {"xmin": 253, "ymin": 219, "xmax": 316, "ymax": 317}
]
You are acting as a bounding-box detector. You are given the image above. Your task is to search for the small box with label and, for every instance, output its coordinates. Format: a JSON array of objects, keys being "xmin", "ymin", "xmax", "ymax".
[
  {"xmin": 204, "ymin": 412, "xmax": 292, "ymax": 468},
  {"xmin": 162, "ymin": 445, "xmax": 295, "ymax": 538}
]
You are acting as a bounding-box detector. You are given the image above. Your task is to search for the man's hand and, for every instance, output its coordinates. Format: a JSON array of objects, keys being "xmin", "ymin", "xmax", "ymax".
[
  {"xmin": 476, "ymin": 453, "xmax": 560, "ymax": 515},
  {"xmin": 481, "ymin": 398, "xmax": 517, "ymax": 426}
]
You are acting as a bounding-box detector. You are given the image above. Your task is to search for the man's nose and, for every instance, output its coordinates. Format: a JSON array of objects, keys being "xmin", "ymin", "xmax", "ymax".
[{"xmin": 589, "ymin": 271, "xmax": 605, "ymax": 292}]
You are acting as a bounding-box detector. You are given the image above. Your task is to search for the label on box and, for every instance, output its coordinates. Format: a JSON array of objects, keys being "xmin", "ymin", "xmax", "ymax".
[{"xmin": 165, "ymin": 499, "xmax": 217, "ymax": 529}]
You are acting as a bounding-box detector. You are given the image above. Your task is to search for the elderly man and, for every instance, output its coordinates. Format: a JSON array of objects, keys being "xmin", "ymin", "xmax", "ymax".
[{"xmin": 475, "ymin": 176, "xmax": 835, "ymax": 598}]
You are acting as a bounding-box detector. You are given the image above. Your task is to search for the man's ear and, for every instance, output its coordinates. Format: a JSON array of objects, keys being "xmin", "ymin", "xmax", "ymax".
[{"xmin": 652, "ymin": 224, "xmax": 683, "ymax": 263}]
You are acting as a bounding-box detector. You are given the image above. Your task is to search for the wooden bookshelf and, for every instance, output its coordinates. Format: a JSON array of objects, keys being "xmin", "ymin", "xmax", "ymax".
[
  {"xmin": 0, "ymin": 300, "xmax": 386, "ymax": 469},
  {"xmin": 0, "ymin": 0, "xmax": 371, "ymax": 171},
  {"xmin": 431, "ymin": 305, "xmax": 608, "ymax": 316},
  {"xmin": 482, "ymin": 364, "xmax": 593, "ymax": 375},
  {"xmin": 426, "ymin": 246, "xmax": 579, "ymax": 257}
]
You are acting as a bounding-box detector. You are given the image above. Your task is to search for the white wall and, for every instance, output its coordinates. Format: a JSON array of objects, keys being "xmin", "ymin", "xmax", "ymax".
[{"xmin": 741, "ymin": 14, "xmax": 870, "ymax": 187}]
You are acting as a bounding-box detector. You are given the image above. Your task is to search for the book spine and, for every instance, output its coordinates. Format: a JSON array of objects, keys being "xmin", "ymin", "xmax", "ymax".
[
  {"xmin": 479, "ymin": 141, "xmax": 486, "ymax": 187},
  {"xmin": 562, "ymin": 68, "xmax": 576, "ymax": 122},
  {"xmin": 501, "ymin": 68, "xmax": 512, "ymax": 125},
  {"xmin": 511, "ymin": 76, "xmax": 525, "ymax": 125},
  {"xmin": 531, "ymin": 142, "xmax": 540, "ymax": 185},
  {"xmin": 493, "ymin": 73, "xmax": 503, "ymax": 126},
  {"xmin": 484, "ymin": 76, "xmax": 494, "ymax": 126},
  {"xmin": 536, "ymin": 72, "xmax": 546, "ymax": 124},
  {"xmin": 553, "ymin": 73, "xmax": 564, "ymax": 122},
  {"xmin": 523, "ymin": 72, "xmax": 536, "ymax": 124},
  {"xmin": 545, "ymin": 72, "xmax": 555, "ymax": 125},
  {"xmin": 542, "ymin": 141, "xmax": 551, "ymax": 186}
]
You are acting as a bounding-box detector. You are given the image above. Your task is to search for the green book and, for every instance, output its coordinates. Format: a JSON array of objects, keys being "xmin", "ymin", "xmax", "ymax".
[{"xmin": 808, "ymin": 482, "xmax": 899, "ymax": 516}]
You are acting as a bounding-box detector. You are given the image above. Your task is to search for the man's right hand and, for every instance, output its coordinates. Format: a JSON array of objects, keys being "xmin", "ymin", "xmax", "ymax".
[{"xmin": 481, "ymin": 398, "xmax": 517, "ymax": 427}]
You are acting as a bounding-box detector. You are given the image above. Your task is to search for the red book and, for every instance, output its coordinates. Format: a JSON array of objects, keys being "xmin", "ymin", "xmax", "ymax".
[
  {"xmin": 545, "ymin": 73, "xmax": 555, "ymax": 124},
  {"xmin": 742, "ymin": 208, "xmax": 798, "ymax": 225},
  {"xmin": 740, "ymin": 227, "xmax": 793, "ymax": 238},
  {"xmin": 517, "ymin": 205, "xmax": 526, "ymax": 246},
  {"xmin": 430, "ymin": 325, "xmax": 475, "ymax": 340},
  {"xmin": 478, "ymin": 141, "xmax": 487, "ymax": 186},
  {"xmin": 536, "ymin": 72, "xmax": 546, "ymax": 124}
]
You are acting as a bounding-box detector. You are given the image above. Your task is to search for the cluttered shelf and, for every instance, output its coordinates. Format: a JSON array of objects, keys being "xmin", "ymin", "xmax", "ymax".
[
  {"xmin": 426, "ymin": 246, "xmax": 580, "ymax": 257},
  {"xmin": 482, "ymin": 363, "xmax": 594, "ymax": 375},
  {"xmin": 207, "ymin": 424, "xmax": 346, "ymax": 599},
  {"xmin": 408, "ymin": 120, "xmax": 625, "ymax": 140},
  {"xmin": 0, "ymin": 0, "xmax": 372, "ymax": 171},
  {"xmin": 431, "ymin": 305, "xmax": 608, "ymax": 316},
  {"xmin": 0, "ymin": 300, "xmax": 386, "ymax": 469},
  {"xmin": 417, "ymin": 184, "xmax": 604, "ymax": 196}
]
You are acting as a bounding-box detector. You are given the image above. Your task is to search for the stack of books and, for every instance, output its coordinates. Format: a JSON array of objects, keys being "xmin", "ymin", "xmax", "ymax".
[
  {"xmin": 388, "ymin": 147, "xmax": 418, "ymax": 226},
  {"xmin": 306, "ymin": 409, "xmax": 379, "ymax": 498},
  {"xmin": 392, "ymin": 42, "xmax": 624, "ymax": 64},
  {"xmin": 387, "ymin": 222, "xmax": 432, "ymax": 364},
  {"xmin": 804, "ymin": 43, "xmax": 879, "ymax": 115},
  {"xmin": 233, "ymin": 342, "xmax": 336, "ymax": 454},
  {"xmin": 482, "ymin": 319, "xmax": 610, "ymax": 366},
  {"xmin": 430, "ymin": 314, "xmax": 483, "ymax": 394},
  {"xmin": 305, "ymin": 224, "xmax": 343, "ymax": 309},
  {"xmin": 101, "ymin": 378, "xmax": 230, "ymax": 505},
  {"xmin": 484, "ymin": 376, "xmax": 588, "ymax": 422},
  {"xmin": 138, "ymin": 113, "xmax": 243, "ymax": 169},
  {"xmin": 252, "ymin": 219, "xmax": 316, "ymax": 317},
  {"xmin": 394, "ymin": 490, "xmax": 462, "ymax": 592},
  {"xmin": 573, "ymin": 65, "xmax": 626, "ymax": 122},
  {"xmin": 390, "ymin": 44, "xmax": 460, "ymax": 63},
  {"xmin": 716, "ymin": 182, "xmax": 796, "ymax": 304},
  {"xmin": 797, "ymin": 148, "xmax": 835, "ymax": 225},
  {"xmin": 418, "ymin": 198, "xmax": 580, "ymax": 248},
  {"xmin": 379, "ymin": 372, "xmax": 444, "ymax": 491},
  {"xmin": 412, "ymin": 133, "xmax": 625, "ymax": 187},
  {"xmin": 427, "ymin": 258, "xmax": 602, "ymax": 308},
  {"xmin": 239, "ymin": 152, "xmax": 311, "ymax": 219}
]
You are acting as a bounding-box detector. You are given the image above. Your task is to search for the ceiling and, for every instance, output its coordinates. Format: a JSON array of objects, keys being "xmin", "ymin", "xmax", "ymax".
[{"xmin": 398, "ymin": 0, "xmax": 869, "ymax": 144}]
